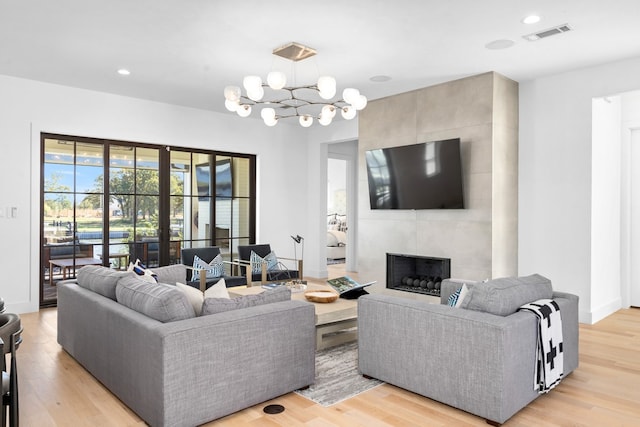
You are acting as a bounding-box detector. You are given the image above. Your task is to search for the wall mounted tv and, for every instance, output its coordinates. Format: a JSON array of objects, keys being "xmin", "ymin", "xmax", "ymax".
[{"xmin": 365, "ymin": 138, "xmax": 465, "ymax": 210}]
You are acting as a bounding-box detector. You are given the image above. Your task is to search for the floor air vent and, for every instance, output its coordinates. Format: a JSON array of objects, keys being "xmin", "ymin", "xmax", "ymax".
[{"xmin": 523, "ymin": 24, "xmax": 571, "ymax": 41}]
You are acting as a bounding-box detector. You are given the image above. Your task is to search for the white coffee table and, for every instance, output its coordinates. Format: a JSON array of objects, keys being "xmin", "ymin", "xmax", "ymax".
[{"xmin": 229, "ymin": 283, "xmax": 358, "ymax": 350}]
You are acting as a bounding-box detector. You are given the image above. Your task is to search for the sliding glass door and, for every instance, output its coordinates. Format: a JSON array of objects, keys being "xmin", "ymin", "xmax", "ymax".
[
  {"xmin": 168, "ymin": 150, "xmax": 255, "ymax": 265},
  {"xmin": 41, "ymin": 135, "xmax": 255, "ymax": 307}
]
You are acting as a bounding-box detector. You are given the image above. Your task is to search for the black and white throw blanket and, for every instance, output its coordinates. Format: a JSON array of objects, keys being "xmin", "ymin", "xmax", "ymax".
[{"xmin": 518, "ymin": 299, "xmax": 564, "ymax": 393}]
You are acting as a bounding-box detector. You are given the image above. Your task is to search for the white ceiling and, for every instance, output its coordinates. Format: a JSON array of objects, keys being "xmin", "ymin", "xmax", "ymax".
[{"xmin": 1, "ymin": 0, "xmax": 639, "ymax": 115}]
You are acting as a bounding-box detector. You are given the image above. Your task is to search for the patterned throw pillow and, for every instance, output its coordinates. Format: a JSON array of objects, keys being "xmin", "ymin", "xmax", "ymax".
[
  {"xmin": 192, "ymin": 254, "xmax": 225, "ymax": 281},
  {"xmin": 127, "ymin": 259, "xmax": 157, "ymax": 283},
  {"xmin": 249, "ymin": 251, "xmax": 278, "ymax": 274},
  {"xmin": 447, "ymin": 287, "xmax": 462, "ymax": 307}
]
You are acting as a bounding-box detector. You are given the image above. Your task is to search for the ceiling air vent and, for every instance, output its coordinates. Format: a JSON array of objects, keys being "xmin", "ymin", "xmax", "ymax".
[{"xmin": 523, "ymin": 24, "xmax": 571, "ymax": 41}]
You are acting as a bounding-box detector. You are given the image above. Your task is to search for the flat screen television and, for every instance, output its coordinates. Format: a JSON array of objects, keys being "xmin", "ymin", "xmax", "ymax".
[{"xmin": 365, "ymin": 138, "xmax": 465, "ymax": 210}]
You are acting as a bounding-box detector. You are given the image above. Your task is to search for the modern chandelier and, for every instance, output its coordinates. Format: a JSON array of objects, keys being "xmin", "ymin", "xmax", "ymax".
[{"xmin": 223, "ymin": 42, "xmax": 367, "ymax": 127}]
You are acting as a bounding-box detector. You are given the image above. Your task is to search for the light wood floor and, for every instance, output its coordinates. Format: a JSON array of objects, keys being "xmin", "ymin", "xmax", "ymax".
[{"xmin": 17, "ymin": 268, "xmax": 640, "ymax": 426}]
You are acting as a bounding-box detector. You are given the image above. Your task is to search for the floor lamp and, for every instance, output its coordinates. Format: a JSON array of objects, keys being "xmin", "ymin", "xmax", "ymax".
[{"xmin": 291, "ymin": 235, "xmax": 304, "ymax": 282}]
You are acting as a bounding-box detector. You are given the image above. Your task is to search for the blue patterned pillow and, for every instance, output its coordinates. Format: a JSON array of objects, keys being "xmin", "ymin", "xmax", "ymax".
[
  {"xmin": 250, "ymin": 251, "xmax": 278, "ymax": 274},
  {"xmin": 127, "ymin": 259, "xmax": 157, "ymax": 283},
  {"xmin": 447, "ymin": 287, "xmax": 462, "ymax": 307},
  {"xmin": 192, "ymin": 254, "xmax": 225, "ymax": 281}
]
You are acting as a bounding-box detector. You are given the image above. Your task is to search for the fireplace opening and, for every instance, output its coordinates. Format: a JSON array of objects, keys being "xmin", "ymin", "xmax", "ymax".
[{"xmin": 386, "ymin": 253, "xmax": 451, "ymax": 297}]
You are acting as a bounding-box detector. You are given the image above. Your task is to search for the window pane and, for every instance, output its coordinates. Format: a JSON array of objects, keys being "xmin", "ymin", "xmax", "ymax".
[
  {"xmin": 76, "ymin": 193, "xmax": 102, "ymax": 262},
  {"xmin": 170, "ymin": 154, "xmax": 189, "ymax": 197},
  {"xmin": 193, "ymin": 153, "xmax": 211, "ymax": 198},
  {"xmin": 108, "ymin": 205, "xmax": 131, "ymax": 244},
  {"xmin": 192, "ymin": 196, "xmax": 210, "ymax": 241},
  {"xmin": 170, "ymin": 196, "xmax": 185, "ymax": 241},
  {"xmin": 216, "ymin": 156, "xmax": 232, "ymax": 197},
  {"xmin": 235, "ymin": 198, "xmax": 251, "ymax": 237},
  {"xmin": 233, "ymin": 157, "xmax": 251, "ymax": 197},
  {"xmin": 109, "ymin": 167, "xmax": 135, "ymax": 195},
  {"xmin": 215, "ymin": 197, "xmax": 231, "ymax": 237},
  {"xmin": 135, "ymin": 195, "xmax": 159, "ymax": 239},
  {"xmin": 44, "ymin": 163, "xmax": 75, "ymax": 193},
  {"xmin": 75, "ymin": 143, "xmax": 104, "ymax": 193},
  {"xmin": 44, "ymin": 138, "xmax": 75, "ymax": 191},
  {"xmin": 44, "ymin": 192, "xmax": 73, "ymax": 220},
  {"xmin": 136, "ymin": 147, "xmax": 159, "ymax": 195}
]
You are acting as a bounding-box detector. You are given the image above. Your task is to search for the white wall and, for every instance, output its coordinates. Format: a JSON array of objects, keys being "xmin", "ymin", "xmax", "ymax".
[
  {"xmin": 0, "ymin": 75, "xmax": 309, "ymax": 313},
  {"xmin": 590, "ymin": 97, "xmax": 622, "ymax": 323},
  {"xmin": 519, "ymin": 56, "xmax": 640, "ymax": 323},
  {"xmin": 620, "ymin": 91, "xmax": 640, "ymax": 308},
  {"xmin": 304, "ymin": 121, "xmax": 358, "ymax": 278},
  {"xmin": 328, "ymin": 140, "xmax": 359, "ymax": 272}
]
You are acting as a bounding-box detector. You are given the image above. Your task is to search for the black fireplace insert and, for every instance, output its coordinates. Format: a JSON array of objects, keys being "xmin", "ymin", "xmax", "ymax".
[{"xmin": 386, "ymin": 253, "xmax": 451, "ymax": 297}]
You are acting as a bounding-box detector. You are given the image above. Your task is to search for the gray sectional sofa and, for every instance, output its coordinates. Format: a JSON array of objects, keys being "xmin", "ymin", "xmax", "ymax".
[
  {"xmin": 57, "ymin": 264, "xmax": 316, "ymax": 427},
  {"xmin": 358, "ymin": 274, "xmax": 579, "ymax": 425}
]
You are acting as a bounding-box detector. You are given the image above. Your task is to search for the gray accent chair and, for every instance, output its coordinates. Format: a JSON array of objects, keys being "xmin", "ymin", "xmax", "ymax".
[
  {"xmin": 57, "ymin": 265, "xmax": 316, "ymax": 427},
  {"xmin": 358, "ymin": 276, "xmax": 579, "ymax": 425}
]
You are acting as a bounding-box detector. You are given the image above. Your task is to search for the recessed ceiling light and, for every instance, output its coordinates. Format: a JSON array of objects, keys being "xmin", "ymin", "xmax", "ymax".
[
  {"xmin": 485, "ymin": 39, "xmax": 515, "ymax": 50},
  {"xmin": 117, "ymin": 69, "xmax": 131, "ymax": 76},
  {"xmin": 370, "ymin": 75, "xmax": 391, "ymax": 83},
  {"xmin": 522, "ymin": 15, "xmax": 541, "ymax": 24}
]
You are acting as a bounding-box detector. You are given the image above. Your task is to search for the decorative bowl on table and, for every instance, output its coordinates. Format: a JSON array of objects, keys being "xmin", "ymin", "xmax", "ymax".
[
  {"xmin": 285, "ymin": 280, "xmax": 307, "ymax": 293},
  {"xmin": 304, "ymin": 290, "xmax": 339, "ymax": 303}
]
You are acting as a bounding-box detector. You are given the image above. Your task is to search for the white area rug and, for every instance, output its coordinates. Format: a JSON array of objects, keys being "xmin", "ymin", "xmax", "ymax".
[{"xmin": 295, "ymin": 341, "xmax": 384, "ymax": 406}]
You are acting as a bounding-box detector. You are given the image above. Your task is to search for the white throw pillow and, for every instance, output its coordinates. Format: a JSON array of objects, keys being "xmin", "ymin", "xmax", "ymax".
[
  {"xmin": 176, "ymin": 278, "xmax": 229, "ymax": 316},
  {"xmin": 455, "ymin": 283, "xmax": 469, "ymax": 308}
]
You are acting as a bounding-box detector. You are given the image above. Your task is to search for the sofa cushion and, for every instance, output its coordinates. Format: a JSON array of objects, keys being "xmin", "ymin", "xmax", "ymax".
[
  {"xmin": 201, "ymin": 286, "xmax": 291, "ymax": 316},
  {"xmin": 115, "ymin": 275, "xmax": 195, "ymax": 322},
  {"xmin": 176, "ymin": 278, "xmax": 229, "ymax": 316},
  {"xmin": 76, "ymin": 265, "xmax": 133, "ymax": 300},
  {"xmin": 459, "ymin": 274, "xmax": 553, "ymax": 316},
  {"xmin": 152, "ymin": 264, "xmax": 187, "ymax": 285}
]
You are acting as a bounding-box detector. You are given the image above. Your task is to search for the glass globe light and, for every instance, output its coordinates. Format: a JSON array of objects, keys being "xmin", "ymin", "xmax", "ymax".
[
  {"xmin": 260, "ymin": 107, "xmax": 276, "ymax": 121},
  {"xmin": 264, "ymin": 116, "xmax": 278, "ymax": 126},
  {"xmin": 299, "ymin": 115, "xmax": 313, "ymax": 127},
  {"xmin": 341, "ymin": 105, "xmax": 356, "ymax": 120},
  {"xmin": 342, "ymin": 88, "xmax": 360, "ymax": 105},
  {"xmin": 247, "ymin": 86, "xmax": 264, "ymax": 101},
  {"xmin": 224, "ymin": 85, "xmax": 241, "ymax": 102},
  {"xmin": 236, "ymin": 104, "xmax": 252, "ymax": 117},
  {"xmin": 225, "ymin": 99, "xmax": 239, "ymax": 112},
  {"xmin": 353, "ymin": 94, "xmax": 368, "ymax": 111},
  {"xmin": 321, "ymin": 105, "xmax": 337, "ymax": 119},
  {"xmin": 243, "ymin": 75, "xmax": 262, "ymax": 92},
  {"xmin": 318, "ymin": 114, "xmax": 332, "ymax": 126},
  {"xmin": 267, "ymin": 71, "xmax": 287, "ymax": 90},
  {"xmin": 317, "ymin": 76, "xmax": 336, "ymax": 100}
]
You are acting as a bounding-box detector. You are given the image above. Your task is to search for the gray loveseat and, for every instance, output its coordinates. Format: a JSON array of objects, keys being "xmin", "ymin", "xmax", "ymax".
[
  {"xmin": 358, "ymin": 274, "xmax": 579, "ymax": 425},
  {"xmin": 57, "ymin": 264, "xmax": 316, "ymax": 427}
]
